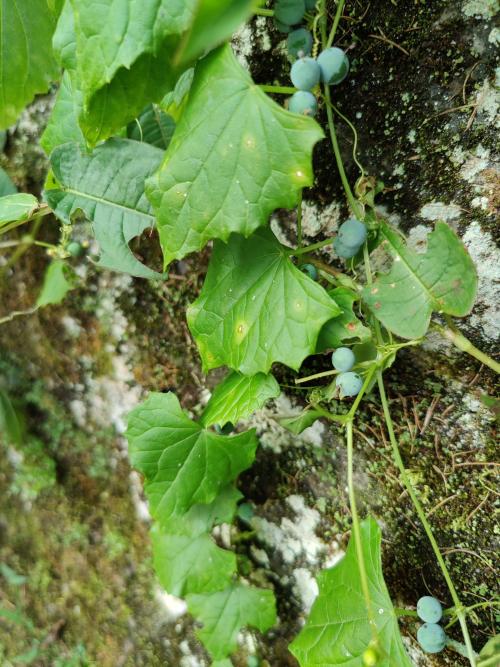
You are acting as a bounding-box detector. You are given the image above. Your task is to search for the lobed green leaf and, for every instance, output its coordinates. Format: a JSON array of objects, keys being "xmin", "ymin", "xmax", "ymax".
[
  {"xmin": 126, "ymin": 392, "xmax": 257, "ymax": 525},
  {"xmin": 187, "ymin": 584, "xmax": 276, "ymax": 660},
  {"xmin": 152, "ymin": 525, "xmax": 235, "ymax": 597},
  {"xmin": 200, "ymin": 371, "xmax": 280, "ymax": 427},
  {"xmin": 188, "ymin": 228, "xmax": 340, "ymax": 375},
  {"xmin": 45, "ymin": 138, "xmax": 164, "ymax": 278},
  {"xmin": 362, "ymin": 222, "xmax": 477, "ymax": 339},
  {"xmin": 147, "ymin": 45, "xmax": 324, "ymax": 266},
  {"xmin": 290, "ymin": 517, "xmax": 412, "ymax": 667}
]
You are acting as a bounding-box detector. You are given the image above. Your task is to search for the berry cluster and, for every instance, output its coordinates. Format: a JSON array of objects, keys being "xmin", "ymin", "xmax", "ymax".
[
  {"xmin": 275, "ymin": 1, "xmax": 349, "ymax": 118},
  {"xmin": 416, "ymin": 596, "xmax": 447, "ymax": 654},
  {"xmin": 331, "ymin": 346, "xmax": 362, "ymax": 397}
]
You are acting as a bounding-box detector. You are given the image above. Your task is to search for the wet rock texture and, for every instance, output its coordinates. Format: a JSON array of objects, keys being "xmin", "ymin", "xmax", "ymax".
[{"xmin": 0, "ymin": 1, "xmax": 498, "ymax": 665}]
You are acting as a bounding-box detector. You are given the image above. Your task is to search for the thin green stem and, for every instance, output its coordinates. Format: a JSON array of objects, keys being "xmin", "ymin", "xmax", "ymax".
[
  {"xmin": 323, "ymin": 85, "xmax": 363, "ymax": 219},
  {"xmin": 310, "ymin": 402, "xmax": 346, "ymax": 423},
  {"xmin": 394, "ymin": 608, "xmax": 419, "ymax": 618},
  {"xmin": 433, "ymin": 319, "xmax": 500, "ymax": 374},
  {"xmin": 259, "ymin": 84, "xmax": 296, "ymax": 94},
  {"xmin": 327, "ymin": 0, "xmax": 347, "ymax": 48},
  {"xmin": 288, "ymin": 236, "xmax": 335, "ymax": 256},
  {"xmin": 255, "ymin": 8, "xmax": 274, "ymax": 17},
  {"xmin": 297, "ymin": 189, "xmax": 303, "ymax": 248},
  {"xmin": 296, "ymin": 368, "xmax": 338, "ymax": 384},
  {"xmin": 377, "ymin": 374, "xmax": 477, "ymax": 666}
]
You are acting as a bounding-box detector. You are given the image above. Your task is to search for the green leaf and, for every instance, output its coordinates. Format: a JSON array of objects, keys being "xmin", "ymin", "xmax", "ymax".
[
  {"xmin": 177, "ymin": 0, "xmax": 255, "ymax": 65},
  {"xmin": 159, "ymin": 68, "xmax": 194, "ymax": 121},
  {"xmin": 147, "ymin": 45, "xmax": 324, "ymax": 266},
  {"xmin": 40, "ymin": 71, "xmax": 84, "ymax": 155},
  {"xmin": 0, "ymin": 0, "xmax": 59, "ymax": 128},
  {"xmin": 127, "ymin": 105, "xmax": 175, "ymax": 150},
  {"xmin": 187, "ymin": 584, "xmax": 276, "ymax": 660},
  {"xmin": 126, "ymin": 392, "xmax": 257, "ymax": 525},
  {"xmin": 152, "ymin": 523, "xmax": 235, "ymax": 597},
  {"xmin": 317, "ymin": 287, "xmax": 371, "ymax": 351},
  {"xmin": 478, "ymin": 635, "xmax": 500, "ymax": 667},
  {"xmin": 188, "ymin": 228, "xmax": 340, "ymax": 375},
  {"xmin": 362, "ymin": 222, "xmax": 477, "ymax": 339},
  {"xmin": 279, "ymin": 409, "xmax": 323, "ymax": 435},
  {"xmin": 161, "ymin": 484, "xmax": 242, "ymax": 537},
  {"xmin": 0, "ymin": 193, "xmax": 38, "ymax": 227},
  {"xmin": 290, "ymin": 517, "xmax": 411, "ymax": 667},
  {"xmin": 52, "ymin": 0, "xmax": 76, "ymax": 70},
  {"xmin": 36, "ymin": 260, "xmax": 75, "ymax": 307},
  {"xmin": 0, "ymin": 389, "xmax": 22, "ymax": 445},
  {"xmin": 201, "ymin": 371, "xmax": 280, "ymax": 427},
  {"xmin": 0, "ymin": 167, "xmax": 17, "ymax": 196},
  {"xmin": 65, "ymin": 0, "xmax": 254, "ymax": 143},
  {"xmin": 70, "ymin": 0, "xmax": 194, "ymax": 144},
  {"xmin": 44, "ymin": 139, "xmax": 164, "ymax": 278}
]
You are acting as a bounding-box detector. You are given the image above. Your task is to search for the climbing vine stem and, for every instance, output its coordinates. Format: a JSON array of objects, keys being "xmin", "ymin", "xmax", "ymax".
[
  {"xmin": 377, "ymin": 373, "xmax": 477, "ymax": 667},
  {"xmin": 327, "ymin": 0, "xmax": 347, "ymax": 48},
  {"xmin": 434, "ymin": 319, "xmax": 500, "ymax": 374}
]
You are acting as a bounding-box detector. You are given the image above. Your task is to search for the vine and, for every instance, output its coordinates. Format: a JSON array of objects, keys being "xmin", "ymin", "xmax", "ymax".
[{"xmin": 0, "ymin": 1, "xmax": 498, "ymax": 666}]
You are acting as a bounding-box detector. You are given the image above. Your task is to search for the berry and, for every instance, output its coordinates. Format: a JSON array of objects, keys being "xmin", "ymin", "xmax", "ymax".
[
  {"xmin": 417, "ymin": 596, "xmax": 443, "ymax": 624},
  {"xmin": 287, "ymin": 28, "xmax": 313, "ymax": 58},
  {"xmin": 291, "ymin": 56, "xmax": 321, "ymax": 91},
  {"xmin": 288, "ymin": 91, "xmax": 318, "ymax": 117},
  {"xmin": 317, "ymin": 47, "xmax": 349, "ymax": 84},
  {"xmin": 336, "ymin": 371, "xmax": 363, "ymax": 397},
  {"xmin": 275, "ymin": 0, "xmax": 306, "ymax": 26},
  {"xmin": 332, "ymin": 347, "xmax": 355, "ymax": 372},
  {"xmin": 337, "ymin": 218, "xmax": 367, "ymax": 247},
  {"xmin": 300, "ymin": 263, "xmax": 318, "ymax": 280},
  {"xmin": 67, "ymin": 241, "xmax": 85, "ymax": 257},
  {"xmin": 417, "ymin": 623, "xmax": 446, "ymax": 653},
  {"xmin": 333, "ymin": 237, "xmax": 358, "ymax": 259}
]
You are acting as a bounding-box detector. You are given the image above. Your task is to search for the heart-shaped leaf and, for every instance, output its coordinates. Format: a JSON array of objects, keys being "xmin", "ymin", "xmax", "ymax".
[
  {"xmin": 126, "ymin": 392, "xmax": 257, "ymax": 525},
  {"xmin": 147, "ymin": 45, "xmax": 324, "ymax": 266},
  {"xmin": 290, "ymin": 517, "xmax": 412, "ymax": 667},
  {"xmin": 45, "ymin": 139, "xmax": 164, "ymax": 278},
  {"xmin": 362, "ymin": 222, "xmax": 477, "ymax": 339},
  {"xmin": 201, "ymin": 371, "xmax": 280, "ymax": 427},
  {"xmin": 188, "ymin": 228, "xmax": 341, "ymax": 375},
  {"xmin": 152, "ymin": 526, "xmax": 236, "ymax": 597},
  {"xmin": 187, "ymin": 584, "xmax": 276, "ymax": 660}
]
